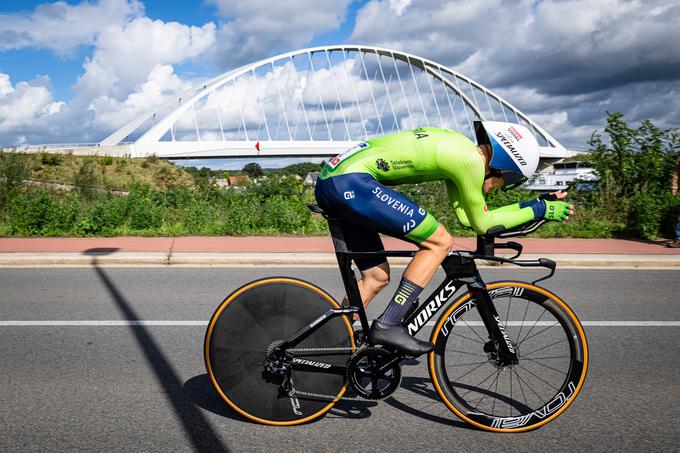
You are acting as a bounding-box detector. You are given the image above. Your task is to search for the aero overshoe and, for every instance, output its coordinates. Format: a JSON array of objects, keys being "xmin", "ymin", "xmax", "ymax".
[{"xmin": 369, "ymin": 321, "xmax": 434, "ymax": 356}]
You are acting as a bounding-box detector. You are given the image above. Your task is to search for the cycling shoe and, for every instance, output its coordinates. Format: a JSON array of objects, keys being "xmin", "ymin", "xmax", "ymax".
[{"xmin": 369, "ymin": 320, "xmax": 434, "ymax": 356}]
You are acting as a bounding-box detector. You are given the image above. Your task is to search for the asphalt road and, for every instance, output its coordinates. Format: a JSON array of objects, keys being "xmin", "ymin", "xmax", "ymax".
[{"xmin": 1, "ymin": 266, "xmax": 679, "ymax": 452}]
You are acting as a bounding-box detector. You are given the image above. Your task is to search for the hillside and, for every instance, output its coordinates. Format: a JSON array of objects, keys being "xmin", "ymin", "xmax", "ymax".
[{"xmin": 26, "ymin": 153, "xmax": 197, "ymax": 191}]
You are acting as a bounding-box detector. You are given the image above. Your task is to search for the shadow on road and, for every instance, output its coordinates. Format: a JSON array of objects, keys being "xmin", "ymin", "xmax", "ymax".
[
  {"xmin": 185, "ymin": 373, "xmax": 379, "ymax": 423},
  {"xmin": 85, "ymin": 249, "xmax": 229, "ymax": 452},
  {"xmin": 328, "ymin": 397, "xmax": 378, "ymax": 419},
  {"xmin": 388, "ymin": 377, "xmax": 477, "ymax": 430},
  {"xmin": 184, "ymin": 374, "xmax": 249, "ymax": 422}
]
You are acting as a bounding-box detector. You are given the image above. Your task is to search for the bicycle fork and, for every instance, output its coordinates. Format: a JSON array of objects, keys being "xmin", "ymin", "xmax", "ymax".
[{"xmin": 464, "ymin": 274, "xmax": 518, "ymax": 366}]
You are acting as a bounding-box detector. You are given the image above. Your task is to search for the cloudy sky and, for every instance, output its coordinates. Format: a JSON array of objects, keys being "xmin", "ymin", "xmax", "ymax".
[{"xmin": 0, "ymin": 0, "xmax": 678, "ymax": 166}]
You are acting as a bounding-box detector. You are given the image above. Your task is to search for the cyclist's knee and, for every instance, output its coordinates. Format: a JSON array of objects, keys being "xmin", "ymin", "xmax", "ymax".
[{"xmin": 420, "ymin": 224, "xmax": 453, "ymax": 257}]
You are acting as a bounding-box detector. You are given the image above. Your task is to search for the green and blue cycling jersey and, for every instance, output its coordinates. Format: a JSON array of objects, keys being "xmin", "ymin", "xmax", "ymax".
[{"xmin": 315, "ymin": 127, "xmax": 537, "ymax": 245}]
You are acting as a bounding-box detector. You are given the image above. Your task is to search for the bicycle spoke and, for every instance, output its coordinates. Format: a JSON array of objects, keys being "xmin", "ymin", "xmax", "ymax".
[
  {"xmin": 505, "ymin": 296, "xmax": 513, "ymax": 325},
  {"xmin": 518, "ymin": 322, "xmax": 560, "ymax": 346},
  {"xmin": 517, "ymin": 364, "xmax": 560, "ymax": 392},
  {"xmin": 515, "ymin": 299, "xmax": 531, "ymax": 345},
  {"xmin": 452, "ymin": 331, "xmax": 486, "ymax": 345},
  {"xmin": 522, "ymin": 339, "xmax": 566, "ymax": 358},
  {"xmin": 447, "ymin": 349, "xmax": 486, "ymax": 357},
  {"xmin": 511, "ymin": 367, "xmax": 531, "ymax": 410},
  {"xmin": 473, "ymin": 368, "xmax": 502, "ymax": 411},
  {"xmin": 512, "ymin": 366, "xmax": 547, "ymax": 406},
  {"xmin": 457, "ymin": 367, "xmax": 500, "ymax": 400},
  {"xmin": 517, "ymin": 309, "xmax": 546, "ymax": 345},
  {"xmin": 526, "ymin": 355, "xmax": 570, "ymax": 360},
  {"xmin": 447, "ymin": 360, "xmax": 489, "ymax": 367},
  {"xmin": 522, "ymin": 356, "xmax": 567, "ymax": 375},
  {"xmin": 492, "ymin": 368, "xmax": 501, "ymax": 415},
  {"xmin": 452, "ymin": 361, "xmax": 489, "ymax": 383},
  {"xmin": 459, "ymin": 317, "xmax": 488, "ymax": 343}
]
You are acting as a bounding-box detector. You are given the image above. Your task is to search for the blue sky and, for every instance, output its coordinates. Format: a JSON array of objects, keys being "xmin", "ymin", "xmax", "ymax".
[
  {"xmin": 0, "ymin": 0, "xmax": 364, "ymax": 103},
  {"xmin": 0, "ymin": 0, "xmax": 678, "ymax": 169}
]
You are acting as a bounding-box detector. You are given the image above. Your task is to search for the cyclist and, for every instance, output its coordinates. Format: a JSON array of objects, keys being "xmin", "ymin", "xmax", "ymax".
[{"xmin": 315, "ymin": 121, "xmax": 573, "ymax": 355}]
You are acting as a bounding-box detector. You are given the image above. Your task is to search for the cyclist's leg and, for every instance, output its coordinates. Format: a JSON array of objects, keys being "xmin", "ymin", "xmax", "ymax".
[
  {"xmin": 343, "ymin": 262, "xmax": 390, "ymax": 311},
  {"xmin": 337, "ymin": 221, "xmax": 391, "ymax": 318},
  {"xmin": 375, "ymin": 224, "xmax": 452, "ymax": 330},
  {"xmin": 341, "ymin": 218, "xmax": 391, "ymax": 308},
  {"xmin": 315, "ymin": 173, "xmax": 442, "ymax": 354},
  {"xmin": 402, "ymin": 224, "xmax": 453, "ymax": 287},
  {"xmin": 316, "ymin": 175, "xmax": 393, "ymax": 314}
]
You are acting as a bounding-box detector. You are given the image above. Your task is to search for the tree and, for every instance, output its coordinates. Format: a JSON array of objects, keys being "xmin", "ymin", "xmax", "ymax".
[
  {"xmin": 73, "ymin": 158, "xmax": 102, "ymax": 201},
  {"xmin": 280, "ymin": 161, "xmax": 322, "ymax": 177},
  {"xmin": 242, "ymin": 162, "xmax": 263, "ymax": 177},
  {"xmin": 587, "ymin": 112, "xmax": 680, "ymax": 238},
  {"xmin": 0, "ymin": 151, "xmax": 30, "ymax": 208}
]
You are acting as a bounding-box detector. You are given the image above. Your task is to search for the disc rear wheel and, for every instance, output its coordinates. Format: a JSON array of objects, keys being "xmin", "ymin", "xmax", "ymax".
[{"xmin": 205, "ymin": 277, "xmax": 355, "ymax": 425}]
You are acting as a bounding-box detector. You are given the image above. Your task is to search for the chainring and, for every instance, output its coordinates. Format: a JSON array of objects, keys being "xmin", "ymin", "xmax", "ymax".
[{"xmin": 346, "ymin": 345, "xmax": 401, "ymax": 400}]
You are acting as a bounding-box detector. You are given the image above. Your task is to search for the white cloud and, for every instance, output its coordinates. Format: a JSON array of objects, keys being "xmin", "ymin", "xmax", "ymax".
[
  {"xmin": 0, "ymin": 0, "xmax": 144, "ymax": 56},
  {"xmin": 74, "ymin": 17, "xmax": 215, "ymax": 100},
  {"xmin": 0, "ymin": 1, "xmax": 219, "ymax": 144},
  {"xmin": 88, "ymin": 64, "xmax": 193, "ymax": 130},
  {"xmin": 349, "ymin": 0, "xmax": 680, "ymax": 147},
  {"xmin": 0, "ymin": 73, "xmax": 64, "ymax": 141},
  {"xmin": 389, "ymin": 0, "xmax": 412, "ymax": 16},
  {"xmin": 207, "ymin": 0, "xmax": 352, "ymax": 68}
]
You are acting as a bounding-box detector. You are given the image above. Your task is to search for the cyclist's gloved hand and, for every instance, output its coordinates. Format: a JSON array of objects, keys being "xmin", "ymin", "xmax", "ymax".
[{"xmin": 543, "ymin": 200, "xmax": 573, "ymax": 221}]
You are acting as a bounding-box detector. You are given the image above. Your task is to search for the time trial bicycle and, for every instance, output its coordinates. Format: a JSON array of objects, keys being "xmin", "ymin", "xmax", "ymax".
[{"xmin": 204, "ymin": 204, "xmax": 588, "ymax": 432}]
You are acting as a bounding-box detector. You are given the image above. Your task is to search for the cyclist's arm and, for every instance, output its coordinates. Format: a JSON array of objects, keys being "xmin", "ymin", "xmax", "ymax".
[
  {"xmin": 438, "ymin": 141, "xmax": 536, "ymax": 234},
  {"xmin": 444, "ymin": 181, "xmax": 471, "ymax": 227}
]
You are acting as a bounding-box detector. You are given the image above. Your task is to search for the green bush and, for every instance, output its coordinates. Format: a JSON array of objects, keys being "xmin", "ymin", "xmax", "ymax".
[
  {"xmin": 40, "ymin": 153, "xmax": 62, "ymax": 166},
  {"xmin": 8, "ymin": 190, "xmax": 74, "ymax": 236}
]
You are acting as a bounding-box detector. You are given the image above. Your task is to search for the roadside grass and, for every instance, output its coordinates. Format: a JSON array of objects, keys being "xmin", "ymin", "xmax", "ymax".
[
  {"xmin": 1, "ymin": 110, "xmax": 679, "ymax": 241},
  {"xmin": 27, "ymin": 152, "xmax": 196, "ymax": 191}
]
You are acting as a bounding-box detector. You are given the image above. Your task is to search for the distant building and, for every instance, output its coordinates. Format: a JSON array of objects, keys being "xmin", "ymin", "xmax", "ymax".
[
  {"xmin": 228, "ymin": 175, "xmax": 250, "ymax": 186},
  {"xmin": 215, "ymin": 178, "xmax": 230, "ymax": 189},
  {"xmin": 305, "ymin": 172, "xmax": 320, "ymax": 185},
  {"xmin": 526, "ymin": 161, "xmax": 599, "ymax": 193}
]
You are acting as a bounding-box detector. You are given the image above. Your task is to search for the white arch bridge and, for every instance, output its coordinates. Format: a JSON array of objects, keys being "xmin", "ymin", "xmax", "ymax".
[{"xmin": 100, "ymin": 45, "xmax": 569, "ymax": 160}]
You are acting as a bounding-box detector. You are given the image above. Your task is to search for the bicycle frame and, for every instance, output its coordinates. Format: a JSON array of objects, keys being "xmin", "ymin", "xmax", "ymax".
[{"xmin": 274, "ymin": 214, "xmax": 555, "ymax": 369}]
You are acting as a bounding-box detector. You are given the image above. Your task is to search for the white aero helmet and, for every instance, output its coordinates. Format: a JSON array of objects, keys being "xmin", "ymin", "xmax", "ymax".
[{"xmin": 474, "ymin": 121, "xmax": 540, "ymax": 190}]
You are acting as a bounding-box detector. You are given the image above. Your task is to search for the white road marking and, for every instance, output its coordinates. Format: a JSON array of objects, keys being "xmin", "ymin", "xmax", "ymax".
[
  {"xmin": 0, "ymin": 320, "xmax": 679, "ymax": 327},
  {"xmin": 0, "ymin": 321, "xmax": 206, "ymax": 326}
]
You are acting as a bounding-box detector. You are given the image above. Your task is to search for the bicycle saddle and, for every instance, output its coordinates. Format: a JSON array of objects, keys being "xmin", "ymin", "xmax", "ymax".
[{"xmin": 306, "ymin": 204, "xmax": 326, "ymax": 215}]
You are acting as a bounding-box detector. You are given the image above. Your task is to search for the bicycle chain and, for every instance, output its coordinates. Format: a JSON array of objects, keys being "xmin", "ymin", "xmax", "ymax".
[
  {"xmin": 281, "ymin": 345, "xmax": 368, "ymax": 402},
  {"xmin": 287, "ymin": 346, "xmax": 354, "ymax": 354},
  {"xmin": 288, "ymin": 388, "xmax": 367, "ymax": 403}
]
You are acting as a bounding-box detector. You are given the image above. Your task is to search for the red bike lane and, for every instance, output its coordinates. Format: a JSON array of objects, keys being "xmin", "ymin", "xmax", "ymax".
[{"xmin": 0, "ymin": 236, "xmax": 678, "ymax": 255}]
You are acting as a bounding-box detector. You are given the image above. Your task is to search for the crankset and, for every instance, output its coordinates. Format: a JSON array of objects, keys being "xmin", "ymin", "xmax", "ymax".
[{"xmin": 346, "ymin": 345, "xmax": 402, "ymax": 400}]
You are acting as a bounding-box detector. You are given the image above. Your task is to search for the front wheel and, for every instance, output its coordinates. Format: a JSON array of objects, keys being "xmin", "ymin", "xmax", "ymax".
[{"xmin": 429, "ymin": 281, "xmax": 588, "ymax": 432}]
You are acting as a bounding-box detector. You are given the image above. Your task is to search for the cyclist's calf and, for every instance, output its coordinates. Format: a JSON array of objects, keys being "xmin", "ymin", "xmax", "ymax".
[{"xmin": 361, "ymin": 263, "xmax": 391, "ymax": 292}]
